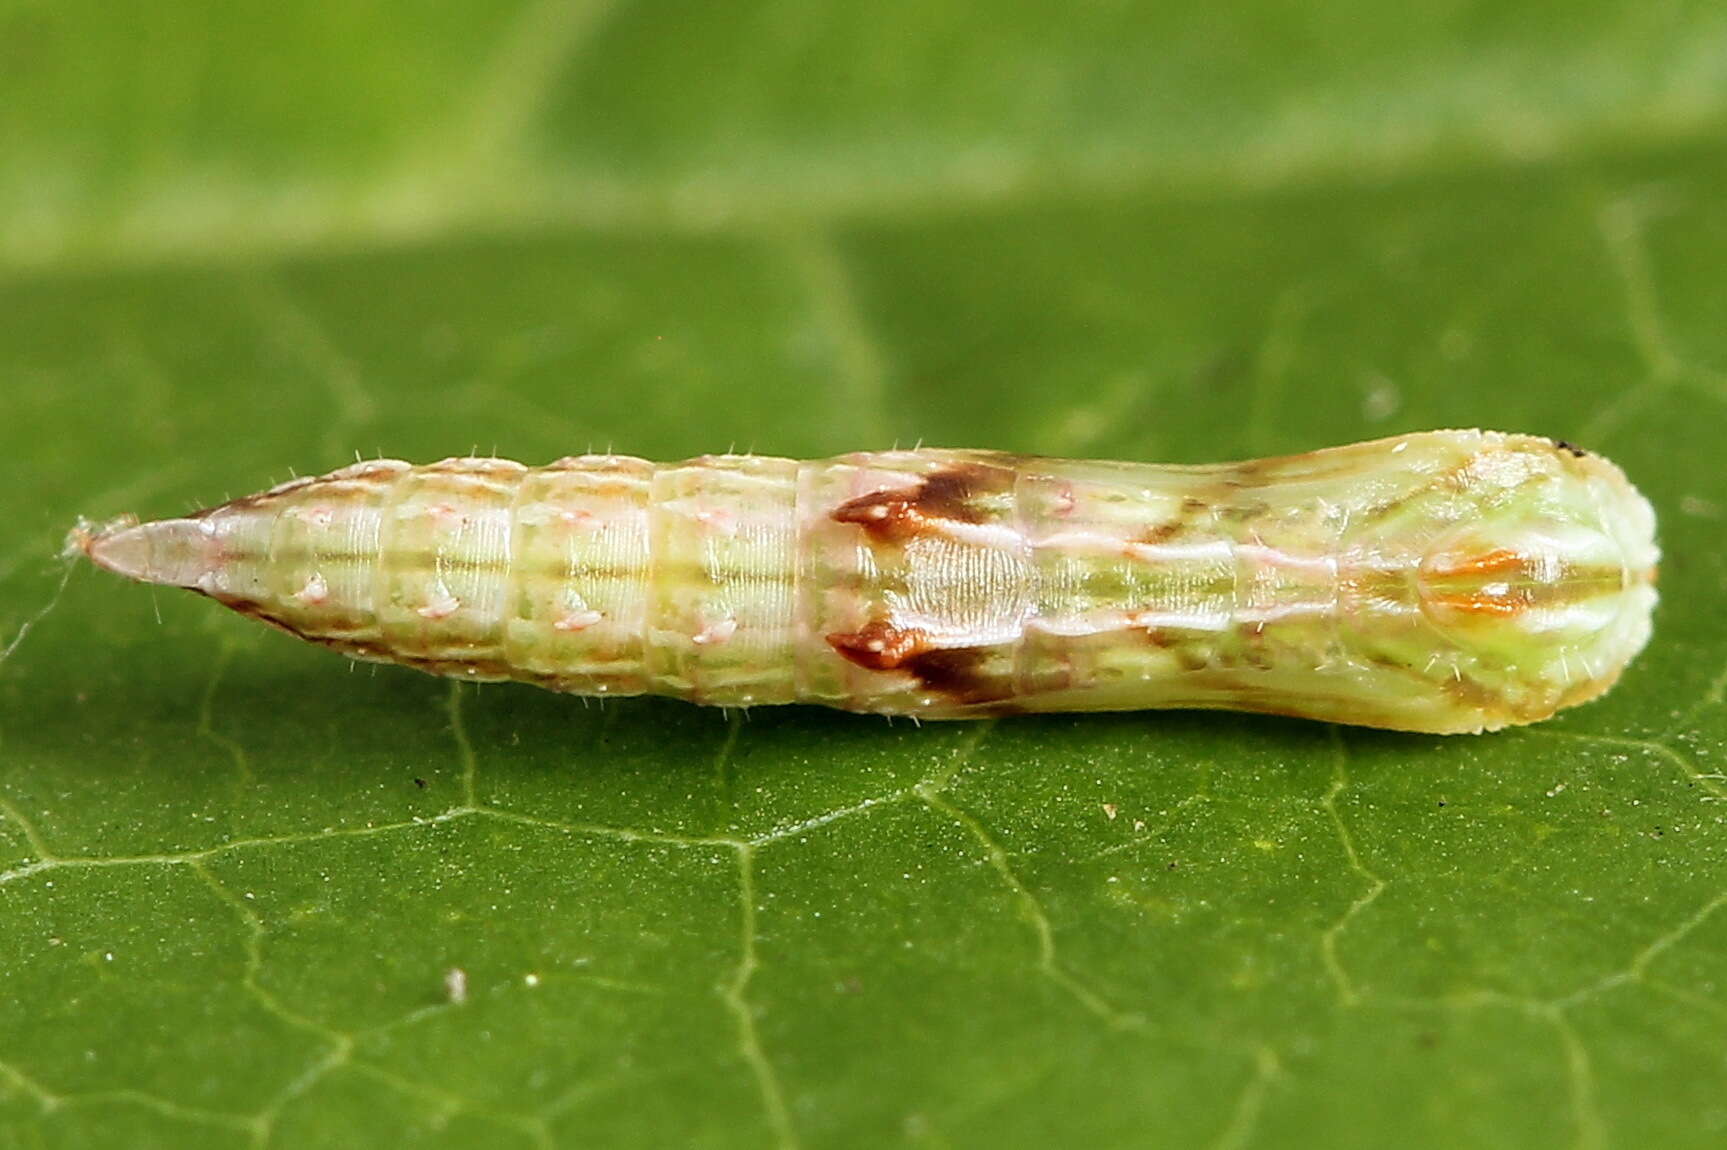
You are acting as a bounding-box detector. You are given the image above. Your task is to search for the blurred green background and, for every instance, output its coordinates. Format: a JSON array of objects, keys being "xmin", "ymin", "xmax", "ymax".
[{"xmin": 3, "ymin": 1, "xmax": 1727, "ymax": 1147}]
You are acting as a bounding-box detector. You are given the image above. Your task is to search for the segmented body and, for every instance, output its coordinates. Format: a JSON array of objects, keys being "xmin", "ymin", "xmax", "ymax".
[{"xmin": 78, "ymin": 430, "xmax": 1658, "ymax": 733}]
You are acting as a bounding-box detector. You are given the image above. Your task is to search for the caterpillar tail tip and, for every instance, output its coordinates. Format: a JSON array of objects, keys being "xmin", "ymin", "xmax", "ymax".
[{"xmin": 67, "ymin": 515, "xmax": 213, "ymax": 590}]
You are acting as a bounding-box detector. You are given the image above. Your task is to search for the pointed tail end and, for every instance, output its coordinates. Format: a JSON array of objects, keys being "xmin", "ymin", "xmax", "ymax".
[{"xmin": 64, "ymin": 515, "xmax": 217, "ymax": 590}]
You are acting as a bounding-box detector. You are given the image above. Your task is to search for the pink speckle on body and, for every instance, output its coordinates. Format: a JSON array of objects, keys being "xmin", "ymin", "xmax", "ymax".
[
  {"xmin": 558, "ymin": 508, "xmax": 598, "ymax": 530},
  {"xmin": 692, "ymin": 618, "xmax": 738, "ymax": 646},
  {"xmin": 417, "ymin": 592, "xmax": 461, "ymax": 621},
  {"xmin": 694, "ymin": 508, "xmax": 738, "ymax": 535},
  {"xmin": 554, "ymin": 609, "xmax": 603, "ymax": 633},
  {"xmin": 294, "ymin": 573, "xmax": 330, "ymax": 606}
]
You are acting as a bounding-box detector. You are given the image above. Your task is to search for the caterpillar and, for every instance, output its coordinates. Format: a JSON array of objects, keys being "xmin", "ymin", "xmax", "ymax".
[{"xmin": 70, "ymin": 430, "xmax": 1658, "ymax": 734}]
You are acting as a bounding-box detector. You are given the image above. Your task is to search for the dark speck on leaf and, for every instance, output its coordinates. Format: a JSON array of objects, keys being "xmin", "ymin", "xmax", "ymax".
[{"xmin": 413, "ymin": 777, "xmax": 428, "ymax": 789}]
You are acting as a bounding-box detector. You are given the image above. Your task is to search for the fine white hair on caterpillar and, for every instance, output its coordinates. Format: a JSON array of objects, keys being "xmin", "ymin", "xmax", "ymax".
[{"xmin": 72, "ymin": 430, "xmax": 1658, "ymax": 734}]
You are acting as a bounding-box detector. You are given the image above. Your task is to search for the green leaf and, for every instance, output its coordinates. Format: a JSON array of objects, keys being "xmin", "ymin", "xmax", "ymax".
[{"xmin": 3, "ymin": 1, "xmax": 1726, "ymax": 1146}]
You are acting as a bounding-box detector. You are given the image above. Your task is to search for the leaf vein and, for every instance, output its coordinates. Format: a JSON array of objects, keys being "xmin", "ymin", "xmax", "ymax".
[
  {"xmin": 916, "ymin": 788, "xmax": 1139, "ymax": 1030},
  {"xmin": 1318, "ymin": 728, "xmax": 1387, "ymax": 1008}
]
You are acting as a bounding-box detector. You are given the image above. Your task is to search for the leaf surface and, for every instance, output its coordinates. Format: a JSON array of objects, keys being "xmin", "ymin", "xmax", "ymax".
[{"xmin": 2, "ymin": 2, "xmax": 1726, "ymax": 1146}]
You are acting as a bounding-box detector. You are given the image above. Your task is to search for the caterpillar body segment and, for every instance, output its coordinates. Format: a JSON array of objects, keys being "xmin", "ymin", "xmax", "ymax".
[{"xmin": 76, "ymin": 431, "xmax": 1659, "ymax": 733}]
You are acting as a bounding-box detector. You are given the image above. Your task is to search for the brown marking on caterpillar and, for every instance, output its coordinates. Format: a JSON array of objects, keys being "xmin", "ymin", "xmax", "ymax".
[
  {"xmin": 1134, "ymin": 521, "xmax": 1184, "ymax": 546},
  {"xmin": 901, "ymin": 646, "xmax": 1013, "ymax": 706},
  {"xmin": 1228, "ymin": 622, "xmax": 1280, "ymax": 670},
  {"xmin": 178, "ymin": 543, "xmax": 385, "ymax": 647},
  {"xmin": 200, "ymin": 593, "xmax": 302, "ymax": 635},
  {"xmin": 827, "ymin": 618, "xmax": 932, "ymax": 670},
  {"xmin": 1139, "ymin": 624, "xmax": 1210, "ymax": 671},
  {"xmin": 827, "ymin": 619, "xmax": 1011, "ymax": 704},
  {"xmin": 204, "ymin": 460, "xmax": 411, "ymax": 518},
  {"xmin": 207, "ymin": 592, "xmax": 377, "ymax": 646},
  {"xmin": 831, "ymin": 463, "xmax": 1015, "ymax": 543},
  {"xmin": 1216, "ymin": 499, "xmax": 1269, "ymax": 524},
  {"xmin": 1437, "ymin": 665, "xmax": 1519, "ymax": 716},
  {"xmin": 275, "ymin": 615, "xmax": 525, "ymax": 683}
]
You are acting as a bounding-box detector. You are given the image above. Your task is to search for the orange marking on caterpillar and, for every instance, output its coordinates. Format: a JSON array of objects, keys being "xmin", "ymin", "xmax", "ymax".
[
  {"xmin": 1426, "ymin": 547, "xmax": 1529, "ymax": 579},
  {"xmin": 1423, "ymin": 590, "xmax": 1528, "ymax": 617}
]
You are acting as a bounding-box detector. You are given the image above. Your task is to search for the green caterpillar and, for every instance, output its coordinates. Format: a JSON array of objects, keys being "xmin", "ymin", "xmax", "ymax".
[{"xmin": 72, "ymin": 430, "xmax": 1658, "ymax": 734}]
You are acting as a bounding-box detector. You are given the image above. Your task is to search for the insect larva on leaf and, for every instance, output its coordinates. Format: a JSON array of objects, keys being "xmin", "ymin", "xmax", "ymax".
[{"xmin": 70, "ymin": 430, "xmax": 1658, "ymax": 734}]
